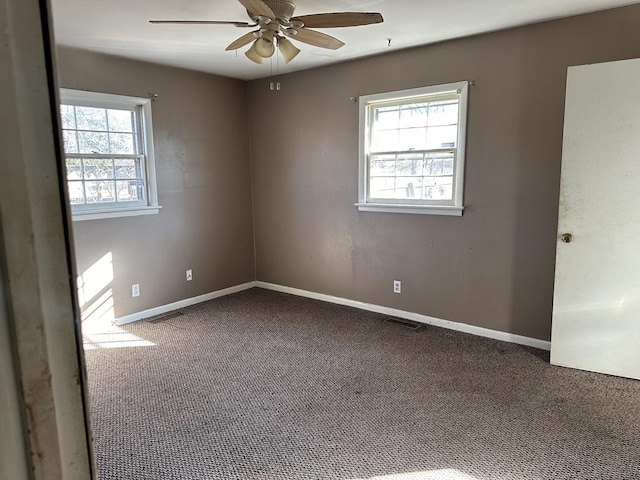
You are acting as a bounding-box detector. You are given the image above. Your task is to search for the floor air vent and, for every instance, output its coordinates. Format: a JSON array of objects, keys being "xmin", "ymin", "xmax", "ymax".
[
  {"xmin": 383, "ymin": 317, "xmax": 423, "ymax": 330},
  {"xmin": 147, "ymin": 311, "xmax": 183, "ymax": 324}
]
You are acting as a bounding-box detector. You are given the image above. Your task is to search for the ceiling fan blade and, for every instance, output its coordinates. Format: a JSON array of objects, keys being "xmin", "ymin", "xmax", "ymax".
[
  {"xmin": 150, "ymin": 20, "xmax": 253, "ymax": 27},
  {"xmin": 225, "ymin": 31, "xmax": 258, "ymax": 51},
  {"xmin": 236, "ymin": 0, "xmax": 275, "ymax": 19},
  {"xmin": 289, "ymin": 28, "xmax": 345, "ymax": 50},
  {"xmin": 291, "ymin": 12, "xmax": 383, "ymax": 28}
]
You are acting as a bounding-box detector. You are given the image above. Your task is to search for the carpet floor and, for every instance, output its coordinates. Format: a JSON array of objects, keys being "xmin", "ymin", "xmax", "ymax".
[{"xmin": 84, "ymin": 288, "xmax": 640, "ymax": 480}]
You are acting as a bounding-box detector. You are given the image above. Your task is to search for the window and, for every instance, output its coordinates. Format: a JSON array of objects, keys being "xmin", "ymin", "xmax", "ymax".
[
  {"xmin": 357, "ymin": 81, "xmax": 468, "ymax": 216},
  {"xmin": 59, "ymin": 89, "xmax": 160, "ymax": 221}
]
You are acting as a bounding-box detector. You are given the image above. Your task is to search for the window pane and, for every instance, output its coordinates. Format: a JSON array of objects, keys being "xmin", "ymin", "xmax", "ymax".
[
  {"xmin": 424, "ymin": 177, "xmax": 453, "ymax": 200},
  {"xmin": 372, "ymin": 130, "xmax": 399, "ymax": 152},
  {"xmin": 60, "ymin": 105, "xmax": 76, "ymax": 130},
  {"xmin": 373, "ymin": 107, "xmax": 399, "ymax": 130},
  {"xmin": 63, "ymin": 130, "xmax": 79, "ymax": 153},
  {"xmin": 114, "ymin": 159, "xmax": 140, "ymax": 179},
  {"xmin": 116, "ymin": 180, "xmax": 144, "ymax": 202},
  {"xmin": 428, "ymin": 101, "xmax": 458, "ymax": 126},
  {"xmin": 369, "ymin": 177, "xmax": 396, "ymax": 199},
  {"xmin": 67, "ymin": 181, "xmax": 85, "ymax": 205},
  {"xmin": 396, "ymin": 154, "xmax": 423, "ymax": 177},
  {"xmin": 84, "ymin": 181, "xmax": 116, "ymax": 204},
  {"xmin": 75, "ymin": 106, "xmax": 107, "ymax": 131},
  {"xmin": 78, "ymin": 131, "xmax": 109, "ymax": 154},
  {"xmin": 399, "ymin": 104, "xmax": 427, "ymax": 128},
  {"xmin": 107, "ymin": 109, "xmax": 135, "ymax": 133},
  {"xmin": 361, "ymin": 82, "xmax": 467, "ymax": 211},
  {"xmin": 441, "ymin": 156, "xmax": 454, "ymax": 175},
  {"xmin": 370, "ymin": 154, "xmax": 395, "ymax": 176},
  {"xmin": 398, "ymin": 127, "xmax": 427, "ymax": 151},
  {"xmin": 395, "ymin": 177, "xmax": 423, "ymax": 199},
  {"xmin": 83, "ymin": 159, "xmax": 114, "ymax": 180},
  {"xmin": 60, "ymin": 90, "xmax": 157, "ymax": 215},
  {"xmin": 424, "ymin": 156, "xmax": 443, "ymax": 176},
  {"xmin": 66, "ymin": 158, "xmax": 83, "ymax": 180},
  {"xmin": 109, "ymin": 133, "xmax": 136, "ymax": 155},
  {"xmin": 426, "ymin": 125, "xmax": 458, "ymax": 149}
]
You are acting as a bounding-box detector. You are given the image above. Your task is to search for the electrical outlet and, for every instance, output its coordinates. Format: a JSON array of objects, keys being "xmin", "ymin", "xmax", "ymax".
[
  {"xmin": 393, "ymin": 280, "xmax": 401, "ymax": 294},
  {"xmin": 186, "ymin": 269, "xmax": 193, "ymax": 281},
  {"xmin": 132, "ymin": 283, "xmax": 140, "ymax": 297}
]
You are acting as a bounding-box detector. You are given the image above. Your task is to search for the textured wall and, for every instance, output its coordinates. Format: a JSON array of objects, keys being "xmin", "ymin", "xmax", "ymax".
[
  {"xmin": 248, "ymin": 5, "xmax": 640, "ymax": 341},
  {"xmin": 57, "ymin": 47, "xmax": 255, "ymax": 318}
]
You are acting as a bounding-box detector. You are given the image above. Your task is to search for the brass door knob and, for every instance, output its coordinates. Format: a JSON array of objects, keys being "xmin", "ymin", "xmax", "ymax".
[{"xmin": 561, "ymin": 233, "xmax": 573, "ymax": 243}]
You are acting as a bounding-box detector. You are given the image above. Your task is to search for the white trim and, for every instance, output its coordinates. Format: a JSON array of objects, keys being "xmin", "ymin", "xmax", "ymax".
[
  {"xmin": 359, "ymin": 82, "xmax": 466, "ymax": 104},
  {"xmin": 59, "ymin": 88, "xmax": 161, "ymax": 219},
  {"xmin": 454, "ymin": 82, "xmax": 468, "ymax": 208},
  {"xmin": 72, "ymin": 205, "xmax": 161, "ymax": 221},
  {"xmin": 355, "ymin": 203, "xmax": 464, "ymax": 216},
  {"xmin": 59, "ymin": 88, "xmax": 147, "ymax": 110},
  {"xmin": 255, "ymin": 282, "xmax": 551, "ymax": 351},
  {"xmin": 114, "ymin": 279, "xmax": 551, "ymax": 351},
  {"xmin": 140, "ymin": 95, "xmax": 159, "ymax": 208},
  {"xmin": 114, "ymin": 281, "xmax": 256, "ymax": 325},
  {"xmin": 358, "ymin": 81, "xmax": 469, "ymax": 215}
]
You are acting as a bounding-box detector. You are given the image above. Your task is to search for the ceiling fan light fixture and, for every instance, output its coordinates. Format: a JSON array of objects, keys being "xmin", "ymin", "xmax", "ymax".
[
  {"xmin": 254, "ymin": 37, "xmax": 275, "ymax": 58},
  {"xmin": 278, "ymin": 37, "xmax": 300, "ymax": 64},
  {"xmin": 245, "ymin": 42, "xmax": 263, "ymax": 64}
]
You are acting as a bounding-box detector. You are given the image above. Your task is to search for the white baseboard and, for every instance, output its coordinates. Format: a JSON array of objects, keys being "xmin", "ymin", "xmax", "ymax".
[
  {"xmin": 114, "ymin": 281, "xmax": 257, "ymax": 325},
  {"xmin": 256, "ymin": 281, "xmax": 551, "ymax": 351},
  {"xmin": 114, "ymin": 279, "xmax": 551, "ymax": 351}
]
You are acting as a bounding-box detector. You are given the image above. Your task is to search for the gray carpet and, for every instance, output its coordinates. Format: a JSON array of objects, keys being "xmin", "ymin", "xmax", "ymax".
[{"xmin": 84, "ymin": 288, "xmax": 640, "ymax": 480}]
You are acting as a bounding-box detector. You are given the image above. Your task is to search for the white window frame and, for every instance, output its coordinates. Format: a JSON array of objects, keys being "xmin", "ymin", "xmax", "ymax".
[
  {"xmin": 59, "ymin": 88, "xmax": 161, "ymax": 221},
  {"xmin": 356, "ymin": 81, "xmax": 469, "ymax": 216}
]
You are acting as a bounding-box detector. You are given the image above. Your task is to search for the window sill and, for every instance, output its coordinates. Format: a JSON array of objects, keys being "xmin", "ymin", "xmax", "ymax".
[
  {"xmin": 355, "ymin": 203, "xmax": 464, "ymax": 216},
  {"xmin": 71, "ymin": 205, "xmax": 162, "ymax": 222}
]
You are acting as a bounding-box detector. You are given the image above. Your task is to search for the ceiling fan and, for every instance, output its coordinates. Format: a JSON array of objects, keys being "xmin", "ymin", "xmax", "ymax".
[{"xmin": 150, "ymin": 0, "xmax": 383, "ymax": 64}]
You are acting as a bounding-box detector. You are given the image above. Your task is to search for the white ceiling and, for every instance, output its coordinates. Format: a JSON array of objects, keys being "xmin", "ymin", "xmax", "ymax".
[{"xmin": 51, "ymin": 0, "xmax": 640, "ymax": 81}]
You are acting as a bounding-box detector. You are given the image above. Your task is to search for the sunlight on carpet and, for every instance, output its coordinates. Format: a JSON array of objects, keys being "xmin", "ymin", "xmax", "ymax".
[
  {"xmin": 351, "ymin": 469, "xmax": 479, "ymax": 480},
  {"xmin": 79, "ymin": 251, "xmax": 154, "ymax": 349}
]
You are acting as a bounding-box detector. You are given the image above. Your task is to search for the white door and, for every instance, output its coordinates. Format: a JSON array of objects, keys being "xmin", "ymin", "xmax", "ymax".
[{"xmin": 551, "ymin": 58, "xmax": 640, "ymax": 380}]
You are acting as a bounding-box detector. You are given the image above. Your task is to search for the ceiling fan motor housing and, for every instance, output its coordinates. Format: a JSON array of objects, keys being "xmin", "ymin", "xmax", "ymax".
[{"xmin": 249, "ymin": 0, "xmax": 296, "ymax": 23}]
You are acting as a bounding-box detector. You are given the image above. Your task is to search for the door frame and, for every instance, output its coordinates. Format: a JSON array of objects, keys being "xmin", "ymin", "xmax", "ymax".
[{"xmin": 0, "ymin": 0, "xmax": 95, "ymax": 477}]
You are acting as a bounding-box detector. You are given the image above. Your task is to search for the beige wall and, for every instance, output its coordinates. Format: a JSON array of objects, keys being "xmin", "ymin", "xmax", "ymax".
[
  {"xmin": 248, "ymin": 5, "xmax": 640, "ymax": 341},
  {"xmin": 55, "ymin": 4, "xmax": 640, "ymax": 341},
  {"xmin": 57, "ymin": 48, "xmax": 255, "ymax": 318}
]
